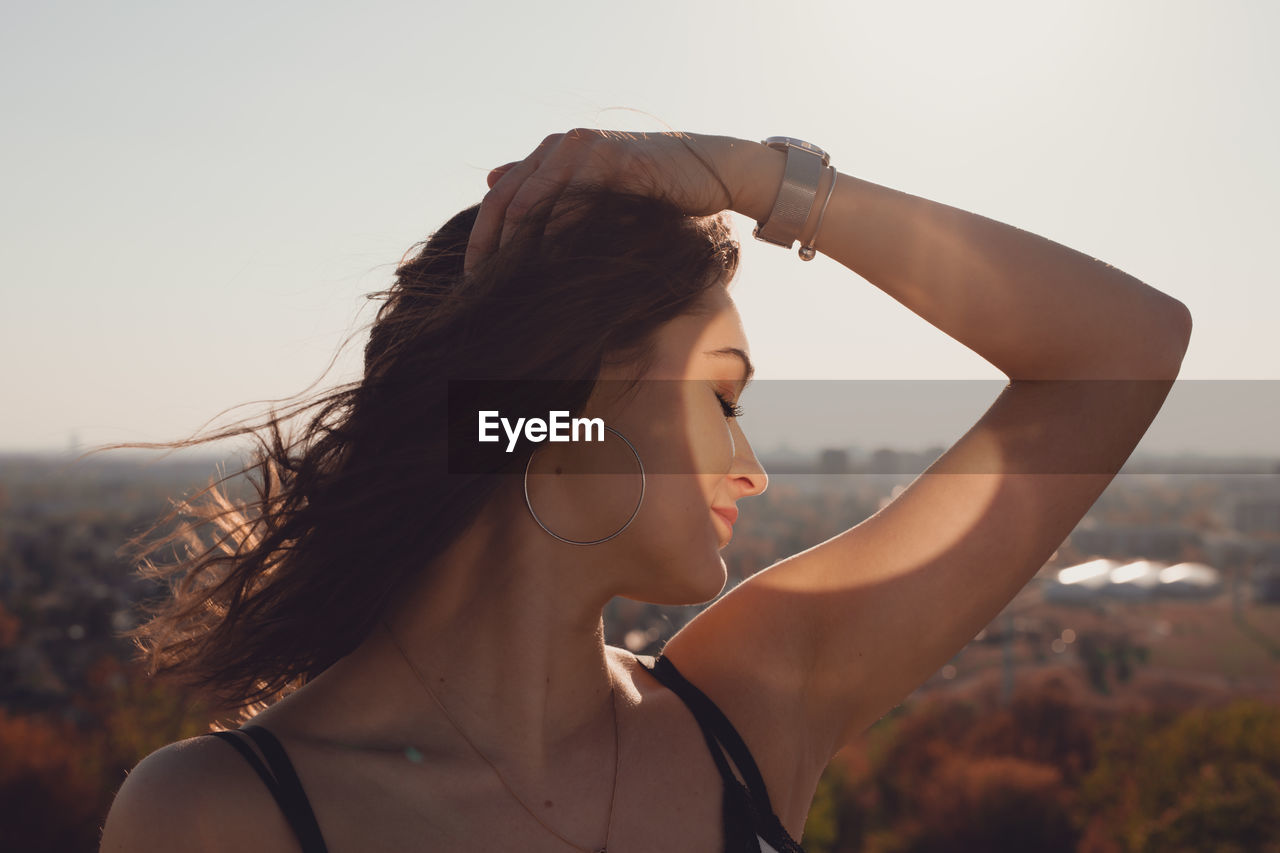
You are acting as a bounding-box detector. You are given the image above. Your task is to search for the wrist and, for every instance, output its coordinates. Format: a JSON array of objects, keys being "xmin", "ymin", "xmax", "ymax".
[
  {"xmin": 728, "ymin": 140, "xmax": 787, "ymax": 223},
  {"xmin": 729, "ymin": 140, "xmax": 836, "ymax": 252},
  {"xmin": 797, "ymin": 165, "xmax": 838, "ymax": 252}
]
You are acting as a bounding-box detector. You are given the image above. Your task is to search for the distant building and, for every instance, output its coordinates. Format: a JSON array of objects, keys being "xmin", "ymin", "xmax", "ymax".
[
  {"xmin": 817, "ymin": 449, "xmax": 850, "ymax": 475},
  {"xmin": 1070, "ymin": 524, "xmax": 1201, "ymax": 561},
  {"xmin": 1042, "ymin": 558, "xmax": 1222, "ymax": 603},
  {"xmin": 1043, "ymin": 558, "xmax": 1118, "ymax": 604},
  {"xmin": 1253, "ymin": 564, "xmax": 1280, "ymax": 604},
  {"xmin": 1157, "ymin": 562, "xmax": 1225, "ymax": 599},
  {"xmin": 1107, "ymin": 559, "xmax": 1165, "ymax": 601},
  {"xmin": 1233, "ymin": 496, "xmax": 1280, "ymax": 537}
]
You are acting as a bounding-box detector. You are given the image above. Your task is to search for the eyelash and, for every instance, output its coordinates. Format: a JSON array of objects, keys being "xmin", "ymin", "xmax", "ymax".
[{"xmin": 715, "ymin": 390, "xmax": 745, "ymax": 419}]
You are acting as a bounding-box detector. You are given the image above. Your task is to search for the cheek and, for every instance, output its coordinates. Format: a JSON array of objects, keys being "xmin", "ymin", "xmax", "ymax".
[
  {"xmin": 637, "ymin": 476, "xmax": 722, "ymax": 554},
  {"xmin": 687, "ymin": 409, "xmax": 736, "ymax": 479},
  {"xmin": 608, "ymin": 391, "xmax": 733, "ymax": 526},
  {"xmin": 669, "ymin": 384, "xmax": 732, "ymax": 474},
  {"xmin": 622, "ymin": 390, "xmax": 733, "ymax": 479}
]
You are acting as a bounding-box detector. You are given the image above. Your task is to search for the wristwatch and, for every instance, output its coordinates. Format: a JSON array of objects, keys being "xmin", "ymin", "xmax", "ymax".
[{"xmin": 751, "ymin": 136, "xmax": 831, "ymax": 250}]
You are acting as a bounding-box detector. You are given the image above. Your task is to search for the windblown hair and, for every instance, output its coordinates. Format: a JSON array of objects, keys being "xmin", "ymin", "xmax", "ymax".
[{"xmin": 92, "ymin": 154, "xmax": 741, "ymax": 719}]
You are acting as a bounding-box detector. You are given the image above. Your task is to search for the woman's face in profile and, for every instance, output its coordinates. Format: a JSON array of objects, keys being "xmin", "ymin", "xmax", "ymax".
[{"xmin": 529, "ymin": 285, "xmax": 768, "ymax": 604}]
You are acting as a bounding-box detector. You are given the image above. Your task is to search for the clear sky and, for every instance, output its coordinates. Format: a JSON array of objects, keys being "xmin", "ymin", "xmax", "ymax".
[{"xmin": 2, "ymin": 0, "xmax": 1276, "ymax": 457}]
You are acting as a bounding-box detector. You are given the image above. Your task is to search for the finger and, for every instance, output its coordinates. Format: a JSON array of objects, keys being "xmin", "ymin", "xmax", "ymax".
[
  {"xmin": 465, "ymin": 135, "xmax": 567, "ymax": 276},
  {"xmin": 487, "ymin": 161, "xmax": 521, "ymax": 189},
  {"xmin": 495, "ymin": 133, "xmax": 614, "ymax": 249},
  {"xmin": 465, "ymin": 154, "xmax": 546, "ymax": 276},
  {"xmin": 496, "ymin": 167, "xmax": 575, "ymax": 252}
]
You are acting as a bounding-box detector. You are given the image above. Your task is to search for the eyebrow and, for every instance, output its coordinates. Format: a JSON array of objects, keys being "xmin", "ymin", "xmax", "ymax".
[{"xmin": 704, "ymin": 347, "xmax": 755, "ymax": 391}]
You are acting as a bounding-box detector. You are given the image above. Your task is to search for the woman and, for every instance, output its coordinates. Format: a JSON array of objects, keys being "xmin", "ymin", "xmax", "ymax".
[{"xmin": 99, "ymin": 129, "xmax": 1191, "ymax": 852}]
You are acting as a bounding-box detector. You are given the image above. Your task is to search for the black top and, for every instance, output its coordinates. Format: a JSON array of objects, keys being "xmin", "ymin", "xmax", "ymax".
[{"xmin": 204, "ymin": 653, "xmax": 806, "ymax": 853}]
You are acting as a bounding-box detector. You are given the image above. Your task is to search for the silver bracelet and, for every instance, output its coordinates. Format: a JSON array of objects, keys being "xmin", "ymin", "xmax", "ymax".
[{"xmin": 798, "ymin": 166, "xmax": 838, "ymax": 262}]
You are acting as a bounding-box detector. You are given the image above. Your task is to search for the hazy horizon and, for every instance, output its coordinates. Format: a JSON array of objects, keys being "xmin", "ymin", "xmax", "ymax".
[{"xmin": 5, "ymin": 378, "xmax": 1275, "ymax": 461}]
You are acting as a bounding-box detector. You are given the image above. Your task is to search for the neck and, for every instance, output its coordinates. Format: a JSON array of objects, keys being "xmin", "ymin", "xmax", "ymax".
[{"xmin": 296, "ymin": 485, "xmax": 627, "ymax": 781}]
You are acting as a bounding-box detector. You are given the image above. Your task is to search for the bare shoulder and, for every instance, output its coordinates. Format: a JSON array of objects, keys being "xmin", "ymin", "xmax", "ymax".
[{"xmin": 99, "ymin": 732, "xmax": 301, "ymax": 853}]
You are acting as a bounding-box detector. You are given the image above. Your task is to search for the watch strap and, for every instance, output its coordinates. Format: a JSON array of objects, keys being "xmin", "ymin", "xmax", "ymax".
[{"xmin": 752, "ymin": 138, "xmax": 829, "ymax": 249}]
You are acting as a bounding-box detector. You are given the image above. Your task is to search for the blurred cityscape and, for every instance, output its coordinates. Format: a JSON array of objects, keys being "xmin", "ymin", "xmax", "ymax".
[{"xmin": 2, "ymin": 445, "xmax": 1279, "ymax": 851}]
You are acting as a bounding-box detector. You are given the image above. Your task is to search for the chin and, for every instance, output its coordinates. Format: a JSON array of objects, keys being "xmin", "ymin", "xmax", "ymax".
[
  {"xmin": 630, "ymin": 554, "xmax": 726, "ymax": 607},
  {"xmin": 685, "ymin": 553, "xmax": 729, "ymax": 604}
]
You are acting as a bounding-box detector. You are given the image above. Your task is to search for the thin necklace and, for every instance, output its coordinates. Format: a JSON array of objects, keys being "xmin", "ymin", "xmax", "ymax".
[{"xmin": 380, "ymin": 619, "xmax": 621, "ymax": 853}]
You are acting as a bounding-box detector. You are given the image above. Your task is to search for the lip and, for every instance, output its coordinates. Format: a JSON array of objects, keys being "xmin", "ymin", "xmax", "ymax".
[
  {"xmin": 710, "ymin": 508, "xmax": 735, "ymax": 546},
  {"xmin": 711, "ymin": 506, "xmax": 739, "ymax": 528}
]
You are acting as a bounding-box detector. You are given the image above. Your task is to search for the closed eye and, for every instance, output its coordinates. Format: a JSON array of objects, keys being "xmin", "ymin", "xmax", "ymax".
[{"xmin": 715, "ymin": 390, "xmax": 744, "ymax": 419}]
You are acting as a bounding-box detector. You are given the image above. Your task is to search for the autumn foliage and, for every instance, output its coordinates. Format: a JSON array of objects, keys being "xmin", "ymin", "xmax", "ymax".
[
  {"xmin": 801, "ymin": 669, "xmax": 1280, "ymax": 853},
  {"xmin": 0, "ymin": 653, "xmax": 217, "ymax": 852}
]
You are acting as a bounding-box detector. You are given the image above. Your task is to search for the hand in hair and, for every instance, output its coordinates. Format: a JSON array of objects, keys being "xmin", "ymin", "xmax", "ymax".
[{"xmin": 464, "ymin": 128, "xmax": 751, "ymax": 276}]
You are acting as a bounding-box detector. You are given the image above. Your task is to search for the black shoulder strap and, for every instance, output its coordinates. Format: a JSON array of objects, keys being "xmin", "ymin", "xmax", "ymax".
[
  {"xmin": 205, "ymin": 730, "xmax": 281, "ymax": 797},
  {"xmin": 637, "ymin": 654, "xmax": 777, "ymax": 817},
  {"xmin": 204, "ymin": 726, "xmax": 330, "ymax": 853}
]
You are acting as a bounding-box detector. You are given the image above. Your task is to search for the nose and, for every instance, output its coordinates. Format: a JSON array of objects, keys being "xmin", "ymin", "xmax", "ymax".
[{"xmin": 727, "ymin": 420, "xmax": 768, "ymax": 498}]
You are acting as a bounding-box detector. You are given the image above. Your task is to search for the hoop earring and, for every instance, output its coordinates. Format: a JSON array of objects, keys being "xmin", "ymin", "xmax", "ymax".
[{"xmin": 523, "ymin": 424, "xmax": 645, "ymax": 546}]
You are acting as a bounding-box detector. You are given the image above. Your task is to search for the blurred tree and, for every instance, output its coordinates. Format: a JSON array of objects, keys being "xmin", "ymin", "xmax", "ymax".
[
  {"xmin": 75, "ymin": 652, "xmax": 217, "ymax": 790},
  {"xmin": 0, "ymin": 600, "xmax": 19, "ymax": 650},
  {"xmin": 0, "ymin": 708, "xmax": 103, "ymax": 853},
  {"xmin": 893, "ymin": 754, "xmax": 1080, "ymax": 853},
  {"xmin": 1138, "ymin": 761, "xmax": 1280, "ymax": 852},
  {"xmin": 1079, "ymin": 700, "xmax": 1280, "ymax": 851},
  {"xmin": 1074, "ymin": 630, "xmax": 1149, "ymax": 695},
  {"xmin": 801, "ymin": 758, "xmax": 846, "ymax": 853}
]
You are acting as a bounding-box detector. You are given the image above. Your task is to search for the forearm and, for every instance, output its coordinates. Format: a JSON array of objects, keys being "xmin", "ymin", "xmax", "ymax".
[{"xmin": 730, "ymin": 143, "xmax": 1192, "ymax": 380}]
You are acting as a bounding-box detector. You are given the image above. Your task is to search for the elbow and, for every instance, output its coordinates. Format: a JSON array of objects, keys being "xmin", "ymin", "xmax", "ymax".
[
  {"xmin": 1162, "ymin": 297, "xmax": 1193, "ymax": 368},
  {"xmin": 1121, "ymin": 295, "xmax": 1191, "ymax": 380}
]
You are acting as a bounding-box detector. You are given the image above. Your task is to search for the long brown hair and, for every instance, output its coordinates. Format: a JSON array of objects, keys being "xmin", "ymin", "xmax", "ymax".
[{"xmin": 90, "ymin": 159, "xmax": 741, "ymax": 720}]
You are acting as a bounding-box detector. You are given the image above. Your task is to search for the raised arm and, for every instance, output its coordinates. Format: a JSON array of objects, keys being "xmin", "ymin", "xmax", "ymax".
[
  {"xmin": 660, "ymin": 139, "xmax": 1191, "ymax": 797},
  {"xmin": 732, "ymin": 144, "xmax": 1192, "ymax": 379}
]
